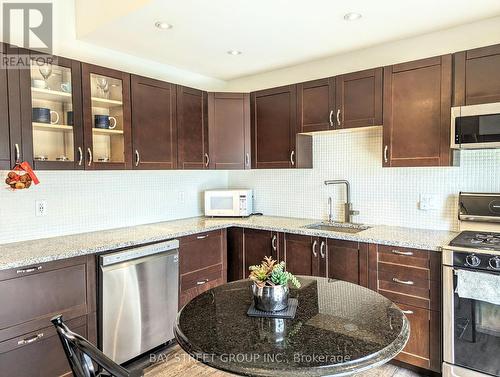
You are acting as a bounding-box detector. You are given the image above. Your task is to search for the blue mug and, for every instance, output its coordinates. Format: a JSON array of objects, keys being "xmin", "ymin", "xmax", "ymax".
[
  {"xmin": 33, "ymin": 107, "xmax": 59, "ymax": 124},
  {"xmin": 94, "ymin": 115, "xmax": 117, "ymax": 129}
]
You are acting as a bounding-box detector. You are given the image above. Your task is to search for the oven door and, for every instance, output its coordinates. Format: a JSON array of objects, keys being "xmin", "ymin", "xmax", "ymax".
[
  {"xmin": 451, "ymin": 104, "xmax": 500, "ymax": 149},
  {"xmin": 443, "ymin": 266, "xmax": 500, "ymax": 376}
]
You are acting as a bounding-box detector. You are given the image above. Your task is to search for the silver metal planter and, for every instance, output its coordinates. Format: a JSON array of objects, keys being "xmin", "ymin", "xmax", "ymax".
[{"xmin": 252, "ymin": 283, "xmax": 289, "ymax": 312}]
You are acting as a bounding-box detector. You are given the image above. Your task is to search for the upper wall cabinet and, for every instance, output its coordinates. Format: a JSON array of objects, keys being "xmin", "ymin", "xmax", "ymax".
[
  {"xmin": 208, "ymin": 93, "xmax": 251, "ymax": 169},
  {"xmin": 297, "ymin": 78, "xmax": 335, "ymax": 132},
  {"xmin": 383, "ymin": 55, "xmax": 454, "ymax": 167},
  {"xmin": 0, "ymin": 44, "xmax": 13, "ymax": 170},
  {"xmin": 18, "ymin": 52, "xmax": 84, "ymax": 170},
  {"xmin": 454, "ymin": 43, "xmax": 500, "ymax": 106},
  {"xmin": 177, "ymin": 86, "xmax": 209, "ymax": 169},
  {"xmin": 82, "ymin": 63, "xmax": 132, "ymax": 169},
  {"xmin": 131, "ymin": 76, "xmax": 177, "ymax": 169},
  {"xmin": 335, "ymin": 68, "xmax": 383, "ymax": 129},
  {"xmin": 251, "ymin": 85, "xmax": 298, "ymax": 168}
]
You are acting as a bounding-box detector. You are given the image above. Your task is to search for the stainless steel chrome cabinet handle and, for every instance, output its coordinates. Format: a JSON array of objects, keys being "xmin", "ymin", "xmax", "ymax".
[
  {"xmin": 312, "ymin": 240, "xmax": 318, "ymax": 257},
  {"xmin": 290, "ymin": 150, "xmax": 295, "ymax": 166},
  {"xmin": 392, "ymin": 250, "xmax": 413, "ymax": 256},
  {"xmin": 329, "ymin": 110, "xmax": 334, "ymax": 127},
  {"xmin": 336, "ymin": 109, "xmax": 341, "ymax": 126},
  {"xmin": 204, "ymin": 153, "xmax": 210, "ymax": 167},
  {"xmin": 401, "ymin": 310, "xmax": 414, "ymax": 315},
  {"xmin": 87, "ymin": 148, "xmax": 92, "ymax": 167},
  {"xmin": 16, "ymin": 266, "xmax": 42, "ymax": 274},
  {"xmin": 384, "ymin": 145, "xmax": 388, "ymax": 163},
  {"xmin": 196, "ymin": 235, "xmax": 208, "ymax": 240},
  {"xmin": 135, "ymin": 150, "xmax": 140, "ymax": 167},
  {"xmin": 320, "ymin": 241, "xmax": 326, "ymax": 258},
  {"xmin": 18, "ymin": 333, "xmax": 44, "ymax": 345},
  {"xmin": 245, "ymin": 153, "xmax": 250, "ymax": 167},
  {"xmin": 77, "ymin": 147, "xmax": 83, "ymax": 166},
  {"xmin": 272, "ymin": 235, "xmax": 277, "ymax": 251},
  {"xmin": 196, "ymin": 279, "xmax": 209, "ymax": 285},
  {"xmin": 14, "ymin": 143, "xmax": 20, "ymax": 162},
  {"xmin": 393, "ymin": 277, "xmax": 414, "ymax": 285}
]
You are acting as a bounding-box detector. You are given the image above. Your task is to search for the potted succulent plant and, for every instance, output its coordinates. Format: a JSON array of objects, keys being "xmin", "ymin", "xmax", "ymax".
[{"xmin": 249, "ymin": 256, "xmax": 301, "ymax": 312}]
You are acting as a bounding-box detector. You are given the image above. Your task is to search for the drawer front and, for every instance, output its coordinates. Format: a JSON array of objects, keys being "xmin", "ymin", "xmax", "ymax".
[
  {"xmin": 179, "ymin": 231, "xmax": 223, "ymax": 274},
  {"xmin": 179, "ymin": 230, "xmax": 221, "ymax": 245},
  {"xmin": 0, "ymin": 316, "xmax": 86, "ymax": 377},
  {"xmin": 179, "ymin": 277, "xmax": 224, "ymax": 308},
  {"xmin": 0, "ymin": 263, "xmax": 88, "ymax": 331},
  {"xmin": 378, "ymin": 262, "xmax": 430, "ymax": 282},
  {"xmin": 379, "ymin": 279, "xmax": 429, "ymax": 300},
  {"xmin": 377, "ymin": 289, "xmax": 430, "ymax": 310},
  {"xmin": 378, "ymin": 245, "xmax": 430, "ymax": 269},
  {"xmin": 394, "ymin": 303, "xmax": 431, "ymax": 369},
  {"xmin": 377, "ymin": 268, "xmax": 430, "ymax": 291},
  {"xmin": 181, "ymin": 264, "xmax": 223, "ymax": 292}
]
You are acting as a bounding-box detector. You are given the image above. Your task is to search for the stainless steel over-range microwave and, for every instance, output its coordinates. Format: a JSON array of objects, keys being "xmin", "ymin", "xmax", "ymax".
[
  {"xmin": 204, "ymin": 189, "xmax": 253, "ymax": 217},
  {"xmin": 451, "ymin": 102, "xmax": 500, "ymax": 149}
]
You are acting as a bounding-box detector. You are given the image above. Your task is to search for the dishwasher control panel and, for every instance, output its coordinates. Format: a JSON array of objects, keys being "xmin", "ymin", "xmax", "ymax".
[{"xmin": 100, "ymin": 239, "xmax": 179, "ymax": 266}]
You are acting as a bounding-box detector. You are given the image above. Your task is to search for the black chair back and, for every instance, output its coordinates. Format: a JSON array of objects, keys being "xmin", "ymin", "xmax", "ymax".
[{"xmin": 51, "ymin": 315, "xmax": 141, "ymax": 377}]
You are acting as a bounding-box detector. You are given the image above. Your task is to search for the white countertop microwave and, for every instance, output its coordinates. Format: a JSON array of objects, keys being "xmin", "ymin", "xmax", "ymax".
[{"xmin": 204, "ymin": 189, "xmax": 253, "ymax": 217}]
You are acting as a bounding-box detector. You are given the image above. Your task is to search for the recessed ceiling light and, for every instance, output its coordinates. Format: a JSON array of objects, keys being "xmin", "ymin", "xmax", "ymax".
[
  {"xmin": 155, "ymin": 21, "xmax": 173, "ymax": 30},
  {"xmin": 344, "ymin": 12, "xmax": 362, "ymax": 21},
  {"xmin": 227, "ymin": 50, "xmax": 242, "ymax": 56}
]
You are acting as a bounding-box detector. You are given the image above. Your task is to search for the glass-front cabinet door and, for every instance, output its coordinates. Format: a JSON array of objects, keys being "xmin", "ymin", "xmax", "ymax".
[
  {"xmin": 82, "ymin": 64, "xmax": 131, "ymax": 169},
  {"xmin": 21, "ymin": 54, "xmax": 84, "ymax": 169}
]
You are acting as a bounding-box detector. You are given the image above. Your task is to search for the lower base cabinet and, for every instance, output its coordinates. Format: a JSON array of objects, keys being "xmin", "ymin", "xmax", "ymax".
[
  {"xmin": 0, "ymin": 256, "xmax": 96, "ymax": 377},
  {"xmin": 369, "ymin": 244, "xmax": 441, "ymax": 372},
  {"xmin": 178, "ymin": 229, "xmax": 227, "ymax": 307}
]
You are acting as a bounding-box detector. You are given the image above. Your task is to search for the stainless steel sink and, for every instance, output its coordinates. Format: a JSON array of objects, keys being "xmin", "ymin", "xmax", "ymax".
[{"xmin": 304, "ymin": 222, "xmax": 370, "ymax": 234}]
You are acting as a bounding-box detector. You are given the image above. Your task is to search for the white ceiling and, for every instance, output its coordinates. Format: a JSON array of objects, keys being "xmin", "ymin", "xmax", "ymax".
[{"xmin": 76, "ymin": 0, "xmax": 500, "ymax": 80}]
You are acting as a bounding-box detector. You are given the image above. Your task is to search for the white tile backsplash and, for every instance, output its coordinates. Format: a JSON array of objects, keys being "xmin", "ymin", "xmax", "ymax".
[
  {"xmin": 229, "ymin": 127, "xmax": 500, "ymax": 231},
  {"xmin": 1, "ymin": 127, "xmax": 499, "ymax": 244},
  {"xmin": 0, "ymin": 170, "xmax": 228, "ymax": 243}
]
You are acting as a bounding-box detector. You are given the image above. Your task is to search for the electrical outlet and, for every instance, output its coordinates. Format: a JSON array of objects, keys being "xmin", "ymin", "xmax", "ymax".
[
  {"xmin": 419, "ymin": 194, "xmax": 439, "ymax": 211},
  {"xmin": 178, "ymin": 191, "xmax": 185, "ymax": 204},
  {"xmin": 35, "ymin": 200, "xmax": 47, "ymax": 217}
]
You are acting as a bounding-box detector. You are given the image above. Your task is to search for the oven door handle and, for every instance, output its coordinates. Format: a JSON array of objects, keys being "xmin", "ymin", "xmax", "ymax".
[{"xmin": 443, "ymin": 265, "xmax": 456, "ymax": 365}]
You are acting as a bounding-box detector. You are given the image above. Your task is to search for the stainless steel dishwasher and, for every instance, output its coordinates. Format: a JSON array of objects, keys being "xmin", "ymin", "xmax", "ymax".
[{"xmin": 98, "ymin": 239, "xmax": 179, "ymax": 364}]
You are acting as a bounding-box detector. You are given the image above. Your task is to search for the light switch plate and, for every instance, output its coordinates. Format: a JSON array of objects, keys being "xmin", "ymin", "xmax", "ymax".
[
  {"xmin": 35, "ymin": 200, "xmax": 47, "ymax": 216},
  {"xmin": 419, "ymin": 194, "xmax": 439, "ymax": 211}
]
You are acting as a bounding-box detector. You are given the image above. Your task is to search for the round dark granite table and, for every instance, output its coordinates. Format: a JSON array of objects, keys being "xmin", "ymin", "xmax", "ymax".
[{"xmin": 174, "ymin": 276, "xmax": 409, "ymax": 377}]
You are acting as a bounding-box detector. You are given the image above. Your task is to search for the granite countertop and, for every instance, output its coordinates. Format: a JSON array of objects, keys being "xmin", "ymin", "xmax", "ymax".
[
  {"xmin": 0, "ymin": 215, "xmax": 458, "ymax": 271},
  {"xmin": 175, "ymin": 276, "xmax": 410, "ymax": 376}
]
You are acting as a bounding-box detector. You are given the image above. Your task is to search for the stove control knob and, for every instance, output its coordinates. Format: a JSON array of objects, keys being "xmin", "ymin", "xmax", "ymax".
[
  {"xmin": 465, "ymin": 254, "xmax": 481, "ymax": 267},
  {"xmin": 488, "ymin": 256, "xmax": 500, "ymax": 270}
]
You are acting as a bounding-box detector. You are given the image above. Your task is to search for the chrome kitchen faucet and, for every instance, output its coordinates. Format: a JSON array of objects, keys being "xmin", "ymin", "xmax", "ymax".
[{"xmin": 324, "ymin": 180, "xmax": 359, "ymax": 223}]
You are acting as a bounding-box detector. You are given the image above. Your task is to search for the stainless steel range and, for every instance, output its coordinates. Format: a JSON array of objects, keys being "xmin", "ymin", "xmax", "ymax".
[{"xmin": 443, "ymin": 193, "xmax": 500, "ymax": 377}]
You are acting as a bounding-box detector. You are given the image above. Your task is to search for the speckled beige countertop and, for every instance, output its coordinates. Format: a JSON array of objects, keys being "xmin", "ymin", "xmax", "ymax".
[{"xmin": 0, "ymin": 216, "xmax": 458, "ymax": 270}]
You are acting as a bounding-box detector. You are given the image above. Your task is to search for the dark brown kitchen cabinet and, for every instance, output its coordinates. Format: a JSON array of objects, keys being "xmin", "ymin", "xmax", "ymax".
[
  {"xmin": 131, "ymin": 75, "xmax": 177, "ymax": 169},
  {"xmin": 178, "ymin": 230, "xmax": 227, "ymax": 307},
  {"xmin": 383, "ymin": 55, "xmax": 454, "ymax": 167},
  {"xmin": 454, "ymin": 43, "xmax": 500, "ymax": 106},
  {"xmin": 208, "ymin": 92, "xmax": 251, "ymax": 169},
  {"xmin": 17, "ymin": 51, "xmax": 85, "ymax": 170},
  {"xmin": 327, "ymin": 240, "xmax": 368, "ymax": 286},
  {"xmin": 227, "ymin": 228, "xmax": 281, "ymax": 281},
  {"xmin": 251, "ymin": 85, "xmax": 298, "ymax": 168},
  {"xmin": 335, "ymin": 68, "xmax": 383, "ymax": 129},
  {"xmin": 297, "ymin": 78, "xmax": 335, "ymax": 132},
  {"xmin": 283, "ymin": 233, "xmax": 320, "ymax": 276},
  {"xmin": 177, "ymin": 86, "xmax": 209, "ymax": 169},
  {"xmin": 368, "ymin": 244, "xmax": 441, "ymax": 372},
  {"xmin": 0, "ymin": 255, "xmax": 96, "ymax": 377},
  {"xmin": 82, "ymin": 63, "xmax": 132, "ymax": 169},
  {"xmin": 0, "ymin": 43, "xmax": 12, "ymax": 170}
]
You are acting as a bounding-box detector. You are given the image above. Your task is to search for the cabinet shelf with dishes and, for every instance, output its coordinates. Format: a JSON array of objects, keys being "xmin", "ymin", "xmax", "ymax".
[
  {"xmin": 91, "ymin": 97, "xmax": 123, "ymax": 108},
  {"xmin": 31, "ymin": 87, "xmax": 73, "ymax": 103},
  {"xmin": 92, "ymin": 128, "xmax": 124, "ymax": 135},
  {"xmin": 32, "ymin": 122, "xmax": 74, "ymax": 132}
]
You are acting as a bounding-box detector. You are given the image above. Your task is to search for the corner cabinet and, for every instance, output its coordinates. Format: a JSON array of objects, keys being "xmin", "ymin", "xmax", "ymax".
[
  {"xmin": 251, "ymin": 85, "xmax": 298, "ymax": 168},
  {"xmin": 81, "ymin": 63, "xmax": 132, "ymax": 170},
  {"xmin": 454, "ymin": 43, "xmax": 500, "ymax": 106},
  {"xmin": 177, "ymin": 86, "xmax": 209, "ymax": 169},
  {"xmin": 131, "ymin": 75, "xmax": 177, "ymax": 169},
  {"xmin": 208, "ymin": 93, "xmax": 251, "ymax": 169},
  {"xmin": 383, "ymin": 55, "xmax": 454, "ymax": 167}
]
